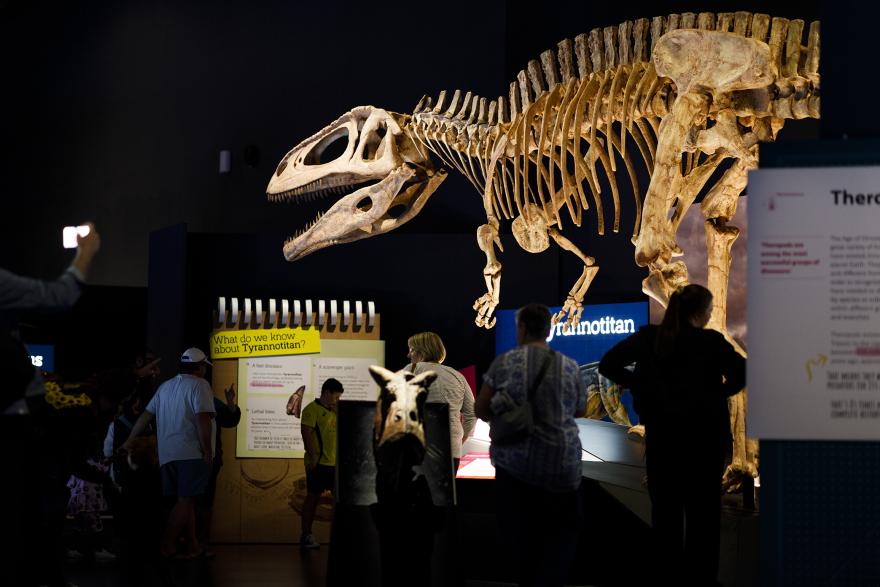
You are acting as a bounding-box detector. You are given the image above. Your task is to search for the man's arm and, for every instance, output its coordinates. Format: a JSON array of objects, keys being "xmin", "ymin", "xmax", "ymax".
[
  {"xmin": 0, "ymin": 268, "xmax": 82, "ymax": 310},
  {"xmin": 215, "ymin": 385, "xmax": 242, "ymax": 428},
  {"xmin": 598, "ymin": 331, "xmax": 643, "ymax": 390},
  {"xmin": 70, "ymin": 222, "xmax": 101, "ymax": 280},
  {"xmin": 0, "ymin": 222, "xmax": 100, "ymax": 310},
  {"xmin": 460, "ymin": 376, "xmax": 476, "ymax": 440},
  {"xmin": 475, "ymin": 383, "xmax": 495, "ymax": 422},
  {"xmin": 574, "ymin": 367, "xmax": 588, "ymax": 418},
  {"xmin": 301, "ymin": 424, "xmax": 320, "ymax": 469},
  {"xmin": 121, "ymin": 410, "xmax": 155, "ymax": 450},
  {"xmin": 103, "ymin": 422, "xmax": 115, "ymax": 459},
  {"xmin": 196, "ymin": 412, "xmax": 214, "ymax": 466}
]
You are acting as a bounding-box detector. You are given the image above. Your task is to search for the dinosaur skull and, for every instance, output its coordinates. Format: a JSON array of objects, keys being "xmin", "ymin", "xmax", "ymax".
[
  {"xmin": 369, "ymin": 366, "xmax": 436, "ymax": 449},
  {"xmin": 267, "ymin": 106, "xmax": 446, "ymax": 261}
]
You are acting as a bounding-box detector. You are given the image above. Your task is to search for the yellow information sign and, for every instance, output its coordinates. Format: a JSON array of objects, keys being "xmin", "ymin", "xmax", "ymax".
[{"xmin": 209, "ymin": 327, "xmax": 320, "ymax": 359}]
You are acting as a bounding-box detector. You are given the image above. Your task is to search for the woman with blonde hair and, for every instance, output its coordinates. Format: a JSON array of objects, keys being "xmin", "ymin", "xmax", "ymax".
[{"xmin": 407, "ymin": 332, "xmax": 476, "ymax": 471}]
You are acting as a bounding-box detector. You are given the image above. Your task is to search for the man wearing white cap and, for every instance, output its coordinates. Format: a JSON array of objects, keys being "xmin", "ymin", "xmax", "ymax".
[{"xmin": 122, "ymin": 347, "xmax": 216, "ymax": 559}]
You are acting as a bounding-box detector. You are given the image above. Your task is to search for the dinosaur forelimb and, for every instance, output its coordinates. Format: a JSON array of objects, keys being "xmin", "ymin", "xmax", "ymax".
[
  {"xmin": 473, "ymin": 220, "xmax": 503, "ymax": 329},
  {"xmin": 548, "ymin": 227, "xmax": 598, "ymax": 328}
]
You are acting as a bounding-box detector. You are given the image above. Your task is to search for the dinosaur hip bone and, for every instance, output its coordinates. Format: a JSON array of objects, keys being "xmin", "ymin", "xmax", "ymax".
[{"xmin": 653, "ymin": 30, "xmax": 776, "ymax": 95}]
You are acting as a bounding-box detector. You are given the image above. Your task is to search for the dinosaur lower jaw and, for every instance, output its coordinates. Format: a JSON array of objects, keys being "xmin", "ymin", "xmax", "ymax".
[{"xmin": 280, "ymin": 166, "xmax": 436, "ymax": 262}]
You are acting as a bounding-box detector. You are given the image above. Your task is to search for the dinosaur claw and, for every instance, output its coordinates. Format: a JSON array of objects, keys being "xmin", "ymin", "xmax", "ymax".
[{"xmin": 473, "ymin": 294, "xmax": 498, "ymax": 329}]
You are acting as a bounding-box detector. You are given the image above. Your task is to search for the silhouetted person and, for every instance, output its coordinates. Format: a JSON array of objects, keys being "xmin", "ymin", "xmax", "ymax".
[
  {"xmin": 197, "ymin": 383, "xmax": 241, "ymax": 555},
  {"xmin": 476, "ymin": 303, "xmax": 586, "ymax": 587},
  {"xmin": 0, "ymin": 222, "xmax": 100, "ymax": 587},
  {"xmin": 599, "ymin": 284, "xmax": 745, "ymax": 585},
  {"xmin": 122, "ymin": 347, "xmax": 216, "ymax": 559}
]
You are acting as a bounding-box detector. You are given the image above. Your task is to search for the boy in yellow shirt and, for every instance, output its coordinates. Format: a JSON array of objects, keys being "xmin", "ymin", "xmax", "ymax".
[{"xmin": 300, "ymin": 378, "xmax": 343, "ymax": 549}]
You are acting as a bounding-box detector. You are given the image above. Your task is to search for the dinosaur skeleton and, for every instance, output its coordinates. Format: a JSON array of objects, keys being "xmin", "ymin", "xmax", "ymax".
[{"xmin": 267, "ymin": 12, "xmax": 820, "ymax": 488}]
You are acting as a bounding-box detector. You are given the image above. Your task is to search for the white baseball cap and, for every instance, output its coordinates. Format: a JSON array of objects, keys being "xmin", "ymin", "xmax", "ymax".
[{"xmin": 181, "ymin": 347, "xmax": 212, "ymax": 366}]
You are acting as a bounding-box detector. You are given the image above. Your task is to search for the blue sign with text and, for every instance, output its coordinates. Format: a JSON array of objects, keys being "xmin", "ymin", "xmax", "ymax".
[
  {"xmin": 495, "ymin": 302, "xmax": 649, "ymax": 425},
  {"xmin": 494, "ymin": 301, "xmax": 649, "ymax": 363},
  {"xmin": 25, "ymin": 344, "xmax": 55, "ymax": 373}
]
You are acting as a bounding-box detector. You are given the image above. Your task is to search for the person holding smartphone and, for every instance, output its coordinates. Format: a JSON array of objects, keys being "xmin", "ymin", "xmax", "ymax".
[
  {"xmin": 0, "ymin": 221, "xmax": 100, "ymax": 315},
  {"xmin": 1, "ymin": 222, "xmax": 100, "ymax": 586}
]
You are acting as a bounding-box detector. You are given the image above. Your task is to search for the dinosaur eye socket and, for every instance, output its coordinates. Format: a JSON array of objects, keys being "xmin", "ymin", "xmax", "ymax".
[{"xmin": 304, "ymin": 129, "xmax": 349, "ymax": 165}]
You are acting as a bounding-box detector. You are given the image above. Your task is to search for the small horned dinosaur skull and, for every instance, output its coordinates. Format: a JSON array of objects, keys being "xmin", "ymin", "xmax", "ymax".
[{"xmin": 369, "ymin": 365, "xmax": 437, "ymax": 450}]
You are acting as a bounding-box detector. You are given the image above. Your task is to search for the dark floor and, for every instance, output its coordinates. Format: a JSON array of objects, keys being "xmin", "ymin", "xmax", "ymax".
[
  {"xmin": 59, "ymin": 481, "xmax": 756, "ymax": 586},
  {"xmin": 63, "ymin": 544, "xmax": 598, "ymax": 587},
  {"xmin": 66, "ymin": 544, "xmax": 329, "ymax": 587}
]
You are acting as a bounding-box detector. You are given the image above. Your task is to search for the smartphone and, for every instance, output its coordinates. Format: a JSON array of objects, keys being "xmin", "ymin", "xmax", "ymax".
[{"xmin": 62, "ymin": 225, "xmax": 90, "ymax": 249}]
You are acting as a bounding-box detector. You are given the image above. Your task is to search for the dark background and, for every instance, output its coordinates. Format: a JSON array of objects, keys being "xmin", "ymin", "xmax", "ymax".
[
  {"xmin": 8, "ymin": 2, "xmax": 880, "ymax": 584},
  {"xmin": 2, "ymin": 0, "xmax": 861, "ymax": 379}
]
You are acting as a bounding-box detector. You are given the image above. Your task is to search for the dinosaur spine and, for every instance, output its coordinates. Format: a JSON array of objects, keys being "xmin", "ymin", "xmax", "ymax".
[{"xmin": 409, "ymin": 12, "xmax": 819, "ymax": 238}]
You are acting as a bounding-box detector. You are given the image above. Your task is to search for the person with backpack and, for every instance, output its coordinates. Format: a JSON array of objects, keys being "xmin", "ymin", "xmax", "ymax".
[{"xmin": 475, "ymin": 303, "xmax": 587, "ymax": 587}]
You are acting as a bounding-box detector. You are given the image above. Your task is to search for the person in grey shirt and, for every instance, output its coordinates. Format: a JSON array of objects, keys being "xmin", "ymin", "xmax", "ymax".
[
  {"xmin": 0, "ymin": 222, "xmax": 100, "ymax": 586},
  {"xmin": 1, "ymin": 222, "xmax": 100, "ymax": 414},
  {"xmin": 407, "ymin": 331, "xmax": 476, "ymax": 471},
  {"xmin": 0, "ymin": 221, "xmax": 100, "ymax": 311}
]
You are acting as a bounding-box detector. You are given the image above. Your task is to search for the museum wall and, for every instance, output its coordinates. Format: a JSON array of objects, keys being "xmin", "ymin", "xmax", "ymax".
[
  {"xmin": 0, "ymin": 0, "xmax": 506, "ymax": 287},
  {"xmin": 1, "ymin": 0, "xmax": 832, "ymax": 290},
  {"xmin": 152, "ymin": 227, "xmax": 646, "ymax": 379},
  {"xmin": 5, "ymin": 0, "xmax": 865, "ymax": 383}
]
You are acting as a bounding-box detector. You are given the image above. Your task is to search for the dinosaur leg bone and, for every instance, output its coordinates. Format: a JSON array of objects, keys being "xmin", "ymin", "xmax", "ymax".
[
  {"xmin": 702, "ymin": 159, "xmax": 749, "ymax": 333},
  {"xmin": 705, "ymin": 218, "xmax": 753, "ymax": 488},
  {"xmin": 473, "ymin": 219, "xmax": 503, "ymax": 329},
  {"xmin": 548, "ymin": 227, "xmax": 598, "ymax": 328},
  {"xmin": 634, "ymin": 92, "xmax": 710, "ymax": 269},
  {"xmin": 700, "ymin": 159, "xmax": 759, "ymax": 489}
]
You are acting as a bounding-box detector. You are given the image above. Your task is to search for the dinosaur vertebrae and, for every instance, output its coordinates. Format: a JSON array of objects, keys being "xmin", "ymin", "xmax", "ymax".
[{"xmin": 408, "ymin": 12, "xmax": 819, "ymax": 239}]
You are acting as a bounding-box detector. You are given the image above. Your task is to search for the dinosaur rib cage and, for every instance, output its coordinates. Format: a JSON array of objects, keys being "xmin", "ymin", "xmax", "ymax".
[{"xmin": 408, "ymin": 11, "xmax": 820, "ymax": 238}]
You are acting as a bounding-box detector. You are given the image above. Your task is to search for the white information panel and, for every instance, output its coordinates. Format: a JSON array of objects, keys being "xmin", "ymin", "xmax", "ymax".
[
  {"xmin": 748, "ymin": 165, "xmax": 880, "ymax": 439},
  {"xmin": 236, "ymin": 338, "xmax": 385, "ymax": 457},
  {"xmin": 242, "ymin": 356, "xmax": 311, "ymax": 452},
  {"xmin": 312, "ymin": 357, "xmax": 380, "ymax": 402}
]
